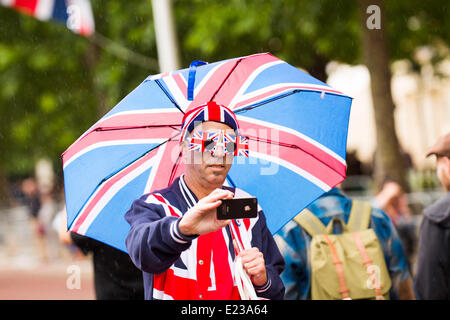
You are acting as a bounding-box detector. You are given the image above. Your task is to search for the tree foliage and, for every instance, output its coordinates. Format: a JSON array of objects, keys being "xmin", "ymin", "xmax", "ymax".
[{"xmin": 0, "ymin": 0, "xmax": 448, "ymax": 189}]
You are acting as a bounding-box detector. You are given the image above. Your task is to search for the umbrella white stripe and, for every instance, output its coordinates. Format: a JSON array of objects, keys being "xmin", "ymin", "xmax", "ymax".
[
  {"xmin": 143, "ymin": 143, "xmax": 168, "ymax": 194},
  {"xmin": 250, "ymin": 151, "xmax": 331, "ymax": 192},
  {"xmin": 147, "ymin": 71, "xmax": 171, "ymax": 81},
  {"xmin": 67, "ymin": 108, "xmax": 179, "ymax": 150},
  {"xmin": 237, "ymin": 115, "xmax": 346, "ymax": 166},
  {"xmin": 163, "ymin": 75, "xmax": 190, "ymax": 110},
  {"xmin": 228, "ymin": 60, "xmax": 284, "ymax": 109},
  {"xmin": 163, "ymin": 60, "xmax": 229, "ymax": 111},
  {"xmin": 73, "ymin": 152, "xmax": 159, "ymax": 234},
  {"xmin": 236, "ymin": 82, "xmax": 345, "ymax": 106},
  {"xmin": 97, "ymin": 108, "xmax": 181, "ymax": 123},
  {"xmin": 63, "ymin": 139, "xmax": 166, "ymax": 169},
  {"xmin": 231, "ymin": 83, "xmax": 346, "ymax": 111},
  {"xmin": 191, "ymin": 61, "xmax": 227, "ymax": 101}
]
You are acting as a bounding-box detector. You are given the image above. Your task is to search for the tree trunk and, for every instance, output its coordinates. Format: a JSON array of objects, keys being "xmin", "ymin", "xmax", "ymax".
[
  {"xmin": 83, "ymin": 41, "xmax": 109, "ymax": 118},
  {"xmin": 0, "ymin": 165, "xmax": 14, "ymax": 207},
  {"xmin": 357, "ymin": 0, "xmax": 409, "ymax": 191}
]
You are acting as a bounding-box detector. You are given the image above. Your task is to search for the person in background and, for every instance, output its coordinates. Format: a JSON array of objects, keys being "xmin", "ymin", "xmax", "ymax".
[
  {"xmin": 275, "ymin": 186, "xmax": 415, "ymax": 300},
  {"xmin": 373, "ymin": 178, "xmax": 417, "ymax": 270},
  {"xmin": 58, "ymin": 207, "xmax": 145, "ymax": 300},
  {"xmin": 21, "ymin": 177, "xmax": 48, "ymax": 262},
  {"xmin": 415, "ymin": 132, "xmax": 450, "ymax": 299}
]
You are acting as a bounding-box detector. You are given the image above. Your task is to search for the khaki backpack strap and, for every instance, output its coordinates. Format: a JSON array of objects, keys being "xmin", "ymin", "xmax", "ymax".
[
  {"xmin": 347, "ymin": 200, "xmax": 372, "ymax": 232},
  {"xmin": 322, "ymin": 234, "xmax": 351, "ymax": 300},
  {"xmin": 352, "ymin": 232, "xmax": 384, "ymax": 300},
  {"xmin": 293, "ymin": 209, "xmax": 327, "ymax": 236}
]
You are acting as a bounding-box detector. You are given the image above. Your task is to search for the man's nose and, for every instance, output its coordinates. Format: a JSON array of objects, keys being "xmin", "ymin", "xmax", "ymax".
[{"xmin": 213, "ymin": 144, "xmax": 225, "ymax": 158}]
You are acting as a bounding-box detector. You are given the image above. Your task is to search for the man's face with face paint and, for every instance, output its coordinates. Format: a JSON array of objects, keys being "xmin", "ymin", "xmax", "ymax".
[{"xmin": 183, "ymin": 121, "xmax": 235, "ymax": 188}]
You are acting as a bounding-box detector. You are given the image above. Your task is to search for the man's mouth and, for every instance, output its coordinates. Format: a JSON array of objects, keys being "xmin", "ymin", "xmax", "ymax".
[
  {"xmin": 207, "ymin": 164, "xmax": 225, "ymax": 169},
  {"xmin": 208, "ymin": 164, "xmax": 224, "ymax": 167}
]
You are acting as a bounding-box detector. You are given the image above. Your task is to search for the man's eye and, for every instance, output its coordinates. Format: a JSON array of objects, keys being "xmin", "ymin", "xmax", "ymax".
[
  {"xmin": 226, "ymin": 142, "xmax": 236, "ymax": 153},
  {"xmin": 204, "ymin": 139, "xmax": 215, "ymax": 150}
]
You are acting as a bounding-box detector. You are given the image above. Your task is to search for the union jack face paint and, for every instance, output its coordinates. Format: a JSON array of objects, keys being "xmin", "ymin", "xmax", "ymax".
[{"xmin": 188, "ymin": 130, "xmax": 249, "ymax": 157}]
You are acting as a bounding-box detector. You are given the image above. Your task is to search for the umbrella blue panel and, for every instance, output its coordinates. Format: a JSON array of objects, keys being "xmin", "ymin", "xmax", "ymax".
[
  {"xmin": 238, "ymin": 91, "xmax": 352, "ymax": 161},
  {"xmin": 64, "ymin": 142, "xmax": 160, "ymax": 228},
  {"xmin": 228, "ymin": 159, "xmax": 325, "ymax": 234},
  {"xmin": 245, "ymin": 62, "xmax": 328, "ymax": 93},
  {"xmin": 101, "ymin": 80, "xmax": 177, "ymax": 119},
  {"xmin": 84, "ymin": 166, "xmax": 152, "ymax": 252}
]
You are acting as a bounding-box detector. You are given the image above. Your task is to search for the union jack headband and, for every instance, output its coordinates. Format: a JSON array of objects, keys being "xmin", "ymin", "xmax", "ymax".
[{"xmin": 179, "ymin": 101, "xmax": 240, "ymax": 144}]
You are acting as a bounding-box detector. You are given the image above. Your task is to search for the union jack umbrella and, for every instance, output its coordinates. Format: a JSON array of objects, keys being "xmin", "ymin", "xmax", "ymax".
[{"xmin": 62, "ymin": 53, "xmax": 352, "ymax": 252}]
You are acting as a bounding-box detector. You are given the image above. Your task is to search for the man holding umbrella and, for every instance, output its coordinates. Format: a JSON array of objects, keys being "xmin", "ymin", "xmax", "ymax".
[{"xmin": 125, "ymin": 101, "xmax": 285, "ymax": 300}]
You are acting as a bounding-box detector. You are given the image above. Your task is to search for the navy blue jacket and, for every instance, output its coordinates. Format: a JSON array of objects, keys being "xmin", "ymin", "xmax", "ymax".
[{"xmin": 125, "ymin": 175, "xmax": 285, "ymax": 300}]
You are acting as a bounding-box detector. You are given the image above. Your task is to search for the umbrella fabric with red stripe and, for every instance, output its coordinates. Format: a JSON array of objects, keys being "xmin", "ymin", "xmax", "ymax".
[{"xmin": 62, "ymin": 52, "xmax": 352, "ymax": 252}]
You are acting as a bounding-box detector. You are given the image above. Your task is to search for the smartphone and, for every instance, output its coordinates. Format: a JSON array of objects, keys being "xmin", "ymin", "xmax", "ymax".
[{"xmin": 216, "ymin": 197, "xmax": 258, "ymax": 220}]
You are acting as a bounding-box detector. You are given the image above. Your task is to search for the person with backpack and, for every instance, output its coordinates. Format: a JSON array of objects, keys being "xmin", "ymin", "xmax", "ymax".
[{"xmin": 274, "ymin": 187, "xmax": 415, "ymax": 300}]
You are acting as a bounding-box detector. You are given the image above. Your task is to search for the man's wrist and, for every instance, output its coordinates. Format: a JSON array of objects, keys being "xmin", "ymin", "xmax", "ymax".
[
  {"xmin": 254, "ymin": 275, "xmax": 271, "ymax": 293},
  {"xmin": 177, "ymin": 218, "xmax": 198, "ymax": 239}
]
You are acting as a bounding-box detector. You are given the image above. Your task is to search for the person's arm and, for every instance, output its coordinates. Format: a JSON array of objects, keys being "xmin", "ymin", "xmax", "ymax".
[
  {"xmin": 398, "ymin": 277, "xmax": 415, "ymax": 300},
  {"xmin": 374, "ymin": 209, "xmax": 415, "ymax": 300},
  {"xmin": 274, "ymin": 222, "xmax": 308, "ymax": 300},
  {"xmin": 125, "ymin": 195, "xmax": 196, "ymax": 274},
  {"xmin": 414, "ymin": 217, "xmax": 448, "ymax": 299},
  {"xmin": 126, "ymin": 189, "xmax": 233, "ymax": 274}
]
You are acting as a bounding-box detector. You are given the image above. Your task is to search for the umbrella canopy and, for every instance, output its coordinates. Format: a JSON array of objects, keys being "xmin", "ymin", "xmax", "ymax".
[{"xmin": 62, "ymin": 53, "xmax": 352, "ymax": 252}]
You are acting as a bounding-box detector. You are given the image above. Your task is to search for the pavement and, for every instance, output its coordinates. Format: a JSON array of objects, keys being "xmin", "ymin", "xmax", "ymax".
[
  {"xmin": 0, "ymin": 205, "xmax": 95, "ymax": 300},
  {"xmin": 0, "ymin": 258, "xmax": 95, "ymax": 300}
]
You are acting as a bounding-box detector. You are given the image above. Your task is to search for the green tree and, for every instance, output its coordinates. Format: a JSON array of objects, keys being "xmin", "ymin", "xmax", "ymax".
[
  {"xmin": 0, "ymin": 1, "xmax": 158, "ymax": 204},
  {"xmin": 0, "ymin": 0, "xmax": 448, "ymax": 205},
  {"xmin": 174, "ymin": 0, "xmax": 449, "ymax": 191}
]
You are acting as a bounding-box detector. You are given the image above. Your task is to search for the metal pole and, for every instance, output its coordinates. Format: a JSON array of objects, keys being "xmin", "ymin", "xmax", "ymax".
[{"xmin": 151, "ymin": 0, "xmax": 181, "ymax": 73}]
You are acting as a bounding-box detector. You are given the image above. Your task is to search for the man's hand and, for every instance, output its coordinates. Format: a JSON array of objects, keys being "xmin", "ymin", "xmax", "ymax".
[
  {"xmin": 178, "ymin": 188, "xmax": 233, "ymax": 236},
  {"xmin": 234, "ymin": 240, "xmax": 268, "ymax": 287}
]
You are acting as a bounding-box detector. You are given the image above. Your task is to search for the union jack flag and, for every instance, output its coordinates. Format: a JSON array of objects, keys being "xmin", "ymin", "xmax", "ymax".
[
  {"xmin": 234, "ymin": 135, "xmax": 249, "ymax": 158},
  {"xmin": 223, "ymin": 133, "xmax": 249, "ymax": 158},
  {"xmin": 223, "ymin": 133, "xmax": 236, "ymax": 155},
  {"xmin": 188, "ymin": 131, "xmax": 220, "ymax": 153},
  {"xmin": 1, "ymin": 0, "xmax": 95, "ymax": 36},
  {"xmin": 62, "ymin": 53, "xmax": 352, "ymax": 252}
]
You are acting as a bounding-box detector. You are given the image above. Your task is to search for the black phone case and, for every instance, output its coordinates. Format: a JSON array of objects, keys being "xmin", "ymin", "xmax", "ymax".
[{"xmin": 216, "ymin": 197, "xmax": 258, "ymax": 220}]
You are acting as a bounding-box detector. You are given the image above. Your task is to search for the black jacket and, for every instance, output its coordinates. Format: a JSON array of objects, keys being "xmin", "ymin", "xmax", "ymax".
[
  {"xmin": 415, "ymin": 192, "xmax": 450, "ymax": 300},
  {"xmin": 71, "ymin": 232, "xmax": 144, "ymax": 300}
]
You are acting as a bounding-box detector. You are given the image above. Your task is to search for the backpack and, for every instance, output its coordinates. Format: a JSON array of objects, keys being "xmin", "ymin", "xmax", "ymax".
[{"xmin": 294, "ymin": 200, "xmax": 392, "ymax": 300}]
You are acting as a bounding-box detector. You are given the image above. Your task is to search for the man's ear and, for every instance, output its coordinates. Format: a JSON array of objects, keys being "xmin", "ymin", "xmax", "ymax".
[
  {"xmin": 180, "ymin": 140, "xmax": 188, "ymax": 161},
  {"xmin": 444, "ymin": 156, "xmax": 450, "ymax": 173},
  {"xmin": 180, "ymin": 139, "xmax": 194, "ymax": 164}
]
